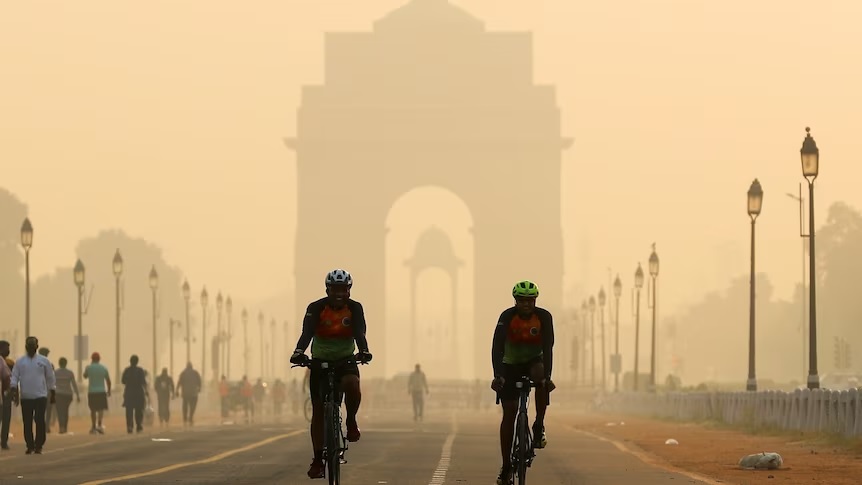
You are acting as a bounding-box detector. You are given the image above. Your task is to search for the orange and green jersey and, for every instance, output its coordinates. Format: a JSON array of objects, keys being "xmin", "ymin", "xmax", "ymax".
[
  {"xmin": 295, "ymin": 297, "xmax": 369, "ymax": 361},
  {"xmin": 492, "ymin": 307, "xmax": 555, "ymax": 378}
]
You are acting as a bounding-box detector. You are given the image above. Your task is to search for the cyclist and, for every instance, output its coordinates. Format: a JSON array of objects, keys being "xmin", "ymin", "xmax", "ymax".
[
  {"xmin": 491, "ymin": 280, "xmax": 555, "ymax": 485},
  {"xmin": 290, "ymin": 268, "xmax": 373, "ymax": 480}
]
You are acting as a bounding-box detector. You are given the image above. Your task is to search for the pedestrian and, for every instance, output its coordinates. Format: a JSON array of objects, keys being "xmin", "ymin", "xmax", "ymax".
[
  {"xmin": 176, "ymin": 362, "xmax": 201, "ymax": 427},
  {"xmin": 9, "ymin": 337, "xmax": 56, "ymax": 454},
  {"xmin": 153, "ymin": 368, "xmax": 175, "ymax": 426},
  {"xmin": 83, "ymin": 352, "xmax": 111, "ymax": 434},
  {"xmin": 219, "ymin": 375, "xmax": 229, "ymax": 419},
  {"xmin": 121, "ymin": 355, "xmax": 148, "ymax": 433},
  {"xmin": 0, "ymin": 340, "xmax": 13, "ymax": 450},
  {"xmin": 37, "ymin": 347, "xmax": 57, "ymax": 433},
  {"xmin": 53, "ymin": 357, "xmax": 79, "ymax": 434},
  {"xmin": 408, "ymin": 363, "xmax": 430, "ymax": 422},
  {"xmin": 240, "ymin": 375, "xmax": 253, "ymax": 423}
]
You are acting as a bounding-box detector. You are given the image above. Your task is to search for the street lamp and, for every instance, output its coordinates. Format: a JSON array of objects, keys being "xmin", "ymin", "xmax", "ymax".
[
  {"xmin": 226, "ymin": 296, "xmax": 233, "ymax": 379},
  {"xmin": 648, "ymin": 245, "xmax": 659, "ymax": 392},
  {"xmin": 242, "ymin": 308, "xmax": 249, "ymax": 377},
  {"xmin": 182, "ymin": 280, "xmax": 191, "ymax": 364},
  {"xmin": 613, "ymin": 275, "xmax": 622, "ymax": 392},
  {"xmin": 169, "ymin": 318, "xmax": 182, "ymax": 378},
  {"xmin": 598, "ymin": 287, "xmax": 607, "ymax": 391},
  {"xmin": 634, "ymin": 263, "xmax": 644, "ymax": 391},
  {"xmin": 112, "ymin": 249, "xmax": 123, "ymax": 381},
  {"xmin": 74, "ymin": 259, "xmax": 85, "ymax": 383},
  {"xmin": 588, "ymin": 296, "xmax": 596, "ymax": 388},
  {"xmin": 270, "ymin": 318, "xmax": 277, "ymax": 379},
  {"xmin": 20, "ymin": 218, "xmax": 33, "ymax": 338},
  {"xmin": 800, "ymin": 127, "xmax": 820, "ymax": 389},
  {"xmin": 201, "ymin": 287, "xmax": 209, "ymax": 385},
  {"xmin": 745, "ymin": 179, "xmax": 764, "ymax": 392},
  {"xmin": 149, "ymin": 265, "xmax": 159, "ymax": 379},
  {"xmin": 216, "ymin": 292, "xmax": 223, "ymax": 378},
  {"xmin": 258, "ymin": 311, "xmax": 264, "ymax": 379},
  {"xmin": 580, "ymin": 300, "xmax": 588, "ymax": 386}
]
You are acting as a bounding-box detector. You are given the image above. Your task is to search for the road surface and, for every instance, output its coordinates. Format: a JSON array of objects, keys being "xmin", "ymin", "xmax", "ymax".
[{"xmin": 0, "ymin": 410, "xmax": 710, "ymax": 484}]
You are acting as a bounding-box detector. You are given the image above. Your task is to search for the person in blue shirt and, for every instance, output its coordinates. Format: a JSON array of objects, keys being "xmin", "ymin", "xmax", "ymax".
[{"xmin": 83, "ymin": 352, "xmax": 111, "ymax": 434}]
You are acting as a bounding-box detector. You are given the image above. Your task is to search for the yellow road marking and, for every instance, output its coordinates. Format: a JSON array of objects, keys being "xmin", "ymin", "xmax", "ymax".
[{"xmin": 78, "ymin": 429, "xmax": 303, "ymax": 485}]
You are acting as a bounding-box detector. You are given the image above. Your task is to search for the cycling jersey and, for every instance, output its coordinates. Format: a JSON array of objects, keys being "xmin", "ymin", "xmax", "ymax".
[
  {"xmin": 295, "ymin": 297, "xmax": 369, "ymax": 361},
  {"xmin": 491, "ymin": 307, "xmax": 554, "ymax": 379}
]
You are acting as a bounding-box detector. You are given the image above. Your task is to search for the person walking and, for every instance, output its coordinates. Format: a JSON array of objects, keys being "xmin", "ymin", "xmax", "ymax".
[
  {"xmin": 121, "ymin": 355, "xmax": 148, "ymax": 433},
  {"xmin": 176, "ymin": 362, "xmax": 201, "ymax": 427},
  {"xmin": 83, "ymin": 352, "xmax": 111, "ymax": 434},
  {"xmin": 36, "ymin": 347, "xmax": 56, "ymax": 433},
  {"xmin": 0, "ymin": 340, "xmax": 13, "ymax": 450},
  {"xmin": 9, "ymin": 337, "xmax": 56, "ymax": 454},
  {"xmin": 53, "ymin": 357, "xmax": 79, "ymax": 434},
  {"xmin": 408, "ymin": 363, "xmax": 430, "ymax": 422},
  {"xmin": 153, "ymin": 368, "xmax": 175, "ymax": 426}
]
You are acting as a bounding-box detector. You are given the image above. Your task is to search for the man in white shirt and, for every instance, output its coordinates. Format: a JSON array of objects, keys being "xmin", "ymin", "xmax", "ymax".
[{"xmin": 9, "ymin": 337, "xmax": 56, "ymax": 455}]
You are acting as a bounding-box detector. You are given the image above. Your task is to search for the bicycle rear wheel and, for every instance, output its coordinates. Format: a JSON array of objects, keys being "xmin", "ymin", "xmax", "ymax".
[
  {"xmin": 516, "ymin": 412, "xmax": 528, "ymax": 485},
  {"xmin": 326, "ymin": 402, "xmax": 341, "ymax": 485}
]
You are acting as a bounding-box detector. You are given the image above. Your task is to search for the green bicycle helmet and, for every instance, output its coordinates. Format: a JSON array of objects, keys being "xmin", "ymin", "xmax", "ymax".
[{"xmin": 512, "ymin": 280, "xmax": 539, "ymax": 298}]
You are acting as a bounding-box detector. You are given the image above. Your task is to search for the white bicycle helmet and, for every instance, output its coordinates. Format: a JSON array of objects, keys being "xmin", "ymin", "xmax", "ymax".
[{"xmin": 325, "ymin": 269, "xmax": 353, "ymax": 287}]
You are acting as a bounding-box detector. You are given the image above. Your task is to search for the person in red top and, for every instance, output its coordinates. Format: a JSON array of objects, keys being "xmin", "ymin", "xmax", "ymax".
[{"xmin": 290, "ymin": 269, "xmax": 372, "ymax": 479}]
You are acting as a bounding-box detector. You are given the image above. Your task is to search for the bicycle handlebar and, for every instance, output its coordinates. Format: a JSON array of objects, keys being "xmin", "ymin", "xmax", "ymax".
[{"xmin": 290, "ymin": 353, "xmax": 370, "ymax": 370}]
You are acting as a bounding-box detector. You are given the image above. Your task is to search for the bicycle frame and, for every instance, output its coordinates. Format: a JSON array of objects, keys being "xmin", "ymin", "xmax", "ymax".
[
  {"xmin": 292, "ymin": 353, "xmax": 368, "ymax": 485},
  {"xmin": 511, "ymin": 376, "xmax": 536, "ymax": 485}
]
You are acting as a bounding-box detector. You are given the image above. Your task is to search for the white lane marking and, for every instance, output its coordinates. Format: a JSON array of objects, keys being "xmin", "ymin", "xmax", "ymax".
[{"xmin": 428, "ymin": 415, "xmax": 458, "ymax": 485}]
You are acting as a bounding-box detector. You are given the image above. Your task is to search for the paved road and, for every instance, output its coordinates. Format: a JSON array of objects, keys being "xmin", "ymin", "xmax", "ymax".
[{"xmin": 0, "ymin": 410, "xmax": 710, "ymax": 484}]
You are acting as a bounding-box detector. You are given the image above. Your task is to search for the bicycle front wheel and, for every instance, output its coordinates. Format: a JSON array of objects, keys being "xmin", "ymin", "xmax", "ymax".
[
  {"xmin": 304, "ymin": 398, "xmax": 313, "ymax": 423},
  {"xmin": 516, "ymin": 413, "xmax": 528, "ymax": 485},
  {"xmin": 326, "ymin": 403, "xmax": 341, "ymax": 485}
]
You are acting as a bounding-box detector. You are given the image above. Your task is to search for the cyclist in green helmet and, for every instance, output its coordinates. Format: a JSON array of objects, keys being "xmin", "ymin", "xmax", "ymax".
[{"xmin": 491, "ymin": 280, "xmax": 556, "ymax": 485}]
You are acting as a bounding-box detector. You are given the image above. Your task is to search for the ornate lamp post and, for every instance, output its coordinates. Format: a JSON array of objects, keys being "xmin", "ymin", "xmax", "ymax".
[
  {"xmin": 648, "ymin": 245, "xmax": 660, "ymax": 392},
  {"xmin": 21, "ymin": 218, "xmax": 33, "ymax": 337},
  {"xmin": 598, "ymin": 287, "xmax": 607, "ymax": 391},
  {"xmin": 588, "ymin": 296, "xmax": 596, "ymax": 388},
  {"xmin": 74, "ymin": 259, "xmax": 85, "ymax": 383},
  {"xmin": 112, "ymin": 249, "xmax": 124, "ymax": 380},
  {"xmin": 149, "ymin": 265, "xmax": 159, "ymax": 379},
  {"xmin": 800, "ymin": 127, "xmax": 820, "ymax": 389},
  {"xmin": 612, "ymin": 275, "xmax": 622, "ymax": 392},
  {"xmin": 182, "ymin": 280, "xmax": 191, "ymax": 364},
  {"xmin": 633, "ymin": 263, "xmax": 644, "ymax": 391},
  {"xmin": 746, "ymin": 179, "xmax": 763, "ymax": 391},
  {"xmin": 201, "ymin": 287, "xmax": 209, "ymax": 384}
]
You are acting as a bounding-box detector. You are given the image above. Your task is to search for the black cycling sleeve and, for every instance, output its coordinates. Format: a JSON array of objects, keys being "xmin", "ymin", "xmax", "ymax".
[
  {"xmin": 542, "ymin": 310, "xmax": 555, "ymax": 379},
  {"xmin": 351, "ymin": 301, "xmax": 370, "ymax": 352},
  {"xmin": 491, "ymin": 311, "xmax": 509, "ymax": 378},
  {"xmin": 294, "ymin": 301, "xmax": 319, "ymax": 352}
]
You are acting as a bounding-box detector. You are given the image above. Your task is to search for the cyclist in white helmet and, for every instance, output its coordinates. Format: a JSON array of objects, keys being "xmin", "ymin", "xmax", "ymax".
[{"xmin": 290, "ymin": 269, "xmax": 372, "ymax": 479}]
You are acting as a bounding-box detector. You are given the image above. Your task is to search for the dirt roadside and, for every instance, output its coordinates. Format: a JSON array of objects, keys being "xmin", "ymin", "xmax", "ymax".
[{"xmin": 567, "ymin": 413, "xmax": 862, "ymax": 485}]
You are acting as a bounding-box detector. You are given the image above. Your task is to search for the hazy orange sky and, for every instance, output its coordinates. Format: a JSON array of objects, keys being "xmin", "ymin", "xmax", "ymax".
[{"xmin": 3, "ymin": 0, "xmax": 861, "ymax": 324}]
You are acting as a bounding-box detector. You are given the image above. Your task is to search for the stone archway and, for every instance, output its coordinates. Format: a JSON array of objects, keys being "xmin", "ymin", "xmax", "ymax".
[{"xmin": 286, "ymin": 0, "xmax": 571, "ymax": 378}]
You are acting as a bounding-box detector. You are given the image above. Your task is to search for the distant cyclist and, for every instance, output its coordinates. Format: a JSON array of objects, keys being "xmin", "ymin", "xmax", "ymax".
[
  {"xmin": 290, "ymin": 269, "xmax": 373, "ymax": 479},
  {"xmin": 491, "ymin": 280, "xmax": 555, "ymax": 485}
]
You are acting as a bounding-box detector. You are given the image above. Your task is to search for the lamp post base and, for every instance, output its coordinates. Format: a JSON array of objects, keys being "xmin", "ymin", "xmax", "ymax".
[
  {"xmin": 746, "ymin": 378, "xmax": 757, "ymax": 392},
  {"xmin": 807, "ymin": 374, "xmax": 820, "ymax": 389}
]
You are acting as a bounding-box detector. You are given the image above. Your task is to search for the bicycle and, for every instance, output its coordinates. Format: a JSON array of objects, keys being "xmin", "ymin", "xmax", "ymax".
[
  {"xmin": 497, "ymin": 375, "xmax": 537, "ymax": 485},
  {"xmin": 293, "ymin": 354, "xmax": 368, "ymax": 485}
]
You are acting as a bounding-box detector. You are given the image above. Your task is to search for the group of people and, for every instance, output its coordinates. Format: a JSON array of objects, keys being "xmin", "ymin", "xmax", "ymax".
[
  {"xmin": 288, "ymin": 269, "xmax": 555, "ymax": 484},
  {"xmin": 0, "ymin": 334, "xmax": 208, "ymax": 455}
]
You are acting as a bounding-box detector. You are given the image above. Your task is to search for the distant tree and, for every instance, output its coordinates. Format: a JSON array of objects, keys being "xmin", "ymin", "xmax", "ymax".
[{"xmin": 0, "ymin": 188, "xmax": 28, "ymax": 345}]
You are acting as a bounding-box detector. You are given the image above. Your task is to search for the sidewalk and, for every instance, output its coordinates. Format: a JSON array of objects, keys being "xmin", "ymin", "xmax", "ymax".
[{"xmin": 567, "ymin": 412, "xmax": 862, "ymax": 485}]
